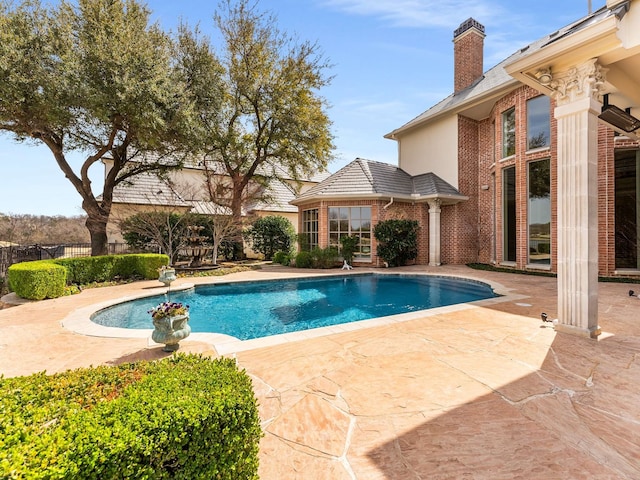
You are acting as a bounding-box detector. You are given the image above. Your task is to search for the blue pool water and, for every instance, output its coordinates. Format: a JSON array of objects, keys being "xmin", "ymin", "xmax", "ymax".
[{"xmin": 92, "ymin": 274, "xmax": 496, "ymax": 340}]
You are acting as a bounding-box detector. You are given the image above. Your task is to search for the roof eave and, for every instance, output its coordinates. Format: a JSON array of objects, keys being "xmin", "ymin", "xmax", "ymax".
[
  {"xmin": 384, "ymin": 80, "xmax": 520, "ymax": 139},
  {"xmin": 291, "ymin": 193, "xmax": 396, "ymax": 205},
  {"xmin": 291, "ymin": 192, "xmax": 468, "ymax": 206},
  {"xmin": 420, "ymin": 193, "xmax": 469, "ymax": 205},
  {"xmin": 505, "ymin": 14, "xmax": 620, "ymax": 92}
]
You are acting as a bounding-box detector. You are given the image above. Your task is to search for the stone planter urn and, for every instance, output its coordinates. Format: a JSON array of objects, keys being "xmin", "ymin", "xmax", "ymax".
[
  {"xmin": 149, "ymin": 302, "xmax": 191, "ymax": 352},
  {"xmin": 158, "ymin": 267, "xmax": 177, "ymax": 287}
]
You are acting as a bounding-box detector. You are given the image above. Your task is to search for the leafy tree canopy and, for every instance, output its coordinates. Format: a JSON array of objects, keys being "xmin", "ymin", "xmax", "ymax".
[
  {"xmin": 177, "ymin": 0, "xmax": 335, "ymax": 222},
  {"xmin": 0, "ymin": 0, "xmax": 192, "ymax": 255}
]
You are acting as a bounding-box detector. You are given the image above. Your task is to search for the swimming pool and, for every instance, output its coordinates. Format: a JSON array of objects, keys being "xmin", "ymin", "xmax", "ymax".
[{"xmin": 92, "ymin": 274, "xmax": 496, "ymax": 340}]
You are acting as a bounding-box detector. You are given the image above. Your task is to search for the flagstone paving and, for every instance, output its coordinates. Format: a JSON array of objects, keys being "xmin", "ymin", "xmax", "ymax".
[{"xmin": 1, "ymin": 265, "xmax": 640, "ymax": 479}]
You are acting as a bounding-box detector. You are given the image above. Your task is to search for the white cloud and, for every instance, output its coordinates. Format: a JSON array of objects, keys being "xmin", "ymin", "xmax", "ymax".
[{"xmin": 317, "ymin": 0, "xmax": 508, "ymax": 29}]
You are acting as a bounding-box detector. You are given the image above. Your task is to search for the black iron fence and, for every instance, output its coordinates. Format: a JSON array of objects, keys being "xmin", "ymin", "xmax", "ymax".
[{"xmin": 0, "ymin": 243, "xmax": 132, "ymax": 279}]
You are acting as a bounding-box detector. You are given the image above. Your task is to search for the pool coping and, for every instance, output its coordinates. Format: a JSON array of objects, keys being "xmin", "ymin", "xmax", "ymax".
[{"xmin": 61, "ymin": 271, "xmax": 528, "ymax": 355}]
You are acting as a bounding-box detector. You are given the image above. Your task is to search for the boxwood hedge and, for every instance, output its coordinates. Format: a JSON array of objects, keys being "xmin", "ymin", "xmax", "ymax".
[
  {"xmin": 7, "ymin": 254, "xmax": 168, "ymax": 300},
  {"xmin": 5, "ymin": 261, "xmax": 67, "ymax": 300},
  {"xmin": 0, "ymin": 354, "xmax": 261, "ymax": 479}
]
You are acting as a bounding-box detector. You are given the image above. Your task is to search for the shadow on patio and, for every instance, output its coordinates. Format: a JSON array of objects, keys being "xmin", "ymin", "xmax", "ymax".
[
  {"xmin": 239, "ymin": 269, "xmax": 640, "ymax": 479},
  {"xmin": 364, "ymin": 330, "xmax": 640, "ymax": 478}
]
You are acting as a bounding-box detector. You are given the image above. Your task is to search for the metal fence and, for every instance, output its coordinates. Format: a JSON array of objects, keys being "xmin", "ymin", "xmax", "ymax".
[{"xmin": 0, "ymin": 243, "xmax": 132, "ymax": 279}]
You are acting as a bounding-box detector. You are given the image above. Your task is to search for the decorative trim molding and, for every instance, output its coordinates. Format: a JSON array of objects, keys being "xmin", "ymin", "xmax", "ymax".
[
  {"xmin": 549, "ymin": 58, "xmax": 607, "ymax": 105},
  {"xmin": 427, "ymin": 198, "xmax": 442, "ymax": 211}
]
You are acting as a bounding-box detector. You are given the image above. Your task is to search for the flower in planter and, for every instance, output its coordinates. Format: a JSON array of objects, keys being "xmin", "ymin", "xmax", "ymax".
[{"xmin": 148, "ymin": 301, "xmax": 189, "ymax": 320}]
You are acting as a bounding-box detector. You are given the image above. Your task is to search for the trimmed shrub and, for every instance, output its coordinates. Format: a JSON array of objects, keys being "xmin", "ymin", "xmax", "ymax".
[
  {"xmin": 54, "ymin": 255, "xmax": 118, "ymax": 284},
  {"xmin": 272, "ymin": 250, "xmax": 291, "ymax": 266},
  {"xmin": 373, "ymin": 219, "xmax": 419, "ymax": 267},
  {"xmin": 244, "ymin": 216, "xmax": 295, "ymax": 260},
  {"xmin": 7, "ymin": 254, "xmax": 168, "ymax": 300},
  {"xmin": 293, "ymin": 248, "xmax": 339, "ymax": 269},
  {"xmin": 114, "ymin": 253, "xmax": 169, "ymax": 280},
  {"xmin": 54, "ymin": 254, "xmax": 167, "ymax": 284},
  {"xmin": 311, "ymin": 247, "xmax": 339, "ymax": 269},
  {"xmin": 0, "ymin": 354, "xmax": 261, "ymax": 479},
  {"xmin": 7, "ymin": 261, "xmax": 67, "ymax": 300},
  {"xmin": 295, "ymin": 251, "xmax": 313, "ymax": 268}
]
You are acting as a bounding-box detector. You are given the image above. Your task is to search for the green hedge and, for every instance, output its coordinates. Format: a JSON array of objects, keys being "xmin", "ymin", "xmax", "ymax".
[
  {"xmin": 53, "ymin": 254, "xmax": 168, "ymax": 284},
  {"xmin": 272, "ymin": 250, "xmax": 291, "ymax": 266},
  {"xmin": 294, "ymin": 251, "xmax": 313, "ymax": 268},
  {"xmin": 6, "ymin": 261, "xmax": 67, "ymax": 300},
  {"xmin": 8, "ymin": 254, "xmax": 168, "ymax": 300},
  {"xmin": 293, "ymin": 247, "xmax": 339, "ymax": 269},
  {"xmin": 0, "ymin": 354, "xmax": 261, "ymax": 479}
]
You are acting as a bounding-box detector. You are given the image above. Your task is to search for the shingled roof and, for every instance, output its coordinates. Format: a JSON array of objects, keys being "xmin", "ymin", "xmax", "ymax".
[
  {"xmin": 110, "ymin": 172, "xmax": 189, "ymax": 208},
  {"xmin": 386, "ymin": 5, "xmax": 614, "ymax": 137},
  {"xmin": 246, "ymin": 178, "xmax": 299, "ymax": 214},
  {"xmin": 109, "ymin": 157, "xmax": 329, "ymax": 215},
  {"xmin": 291, "ymin": 158, "xmax": 467, "ymax": 205}
]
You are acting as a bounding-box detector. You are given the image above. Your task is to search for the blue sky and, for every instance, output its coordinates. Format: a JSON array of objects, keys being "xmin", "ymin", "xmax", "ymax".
[{"xmin": 0, "ymin": 0, "xmax": 604, "ymax": 216}]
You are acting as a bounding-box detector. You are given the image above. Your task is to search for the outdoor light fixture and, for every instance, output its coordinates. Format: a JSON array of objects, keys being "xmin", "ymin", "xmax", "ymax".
[{"xmin": 598, "ymin": 94, "xmax": 640, "ymax": 133}]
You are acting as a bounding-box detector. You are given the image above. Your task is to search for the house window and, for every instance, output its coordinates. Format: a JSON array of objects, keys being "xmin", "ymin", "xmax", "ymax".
[
  {"xmin": 527, "ymin": 96, "xmax": 550, "ymax": 150},
  {"xmin": 615, "ymin": 150, "xmax": 640, "ymax": 269},
  {"xmin": 503, "ymin": 166, "xmax": 516, "ymax": 262},
  {"xmin": 528, "ymin": 159, "xmax": 551, "ymax": 265},
  {"xmin": 492, "ymin": 120, "xmax": 496, "ymax": 163},
  {"xmin": 301, "ymin": 209, "xmax": 319, "ymax": 251},
  {"xmin": 328, "ymin": 207, "xmax": 372, "ymax": 260},
  {"xmin": 502, "ymin": 107, "xmax": 516, "ymax": 158}
]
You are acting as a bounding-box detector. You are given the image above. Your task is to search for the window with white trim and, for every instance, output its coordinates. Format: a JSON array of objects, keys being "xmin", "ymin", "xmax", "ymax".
[
  {"xmin": 328, "ymin": 207, "xmax": 371, "ymax": 260},
  {"xmin": 301, "ymin": 209, "xmax": 319, "ymax": 251}
]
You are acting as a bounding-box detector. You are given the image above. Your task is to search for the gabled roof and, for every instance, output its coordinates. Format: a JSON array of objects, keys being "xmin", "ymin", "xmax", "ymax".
[
  {"xmin": 291, "ymin": 158, "xmax": 467, "ymax": 205},
  {"xmin": 385, "ymin": 6, "xmax": 612, "ymax": 137}
]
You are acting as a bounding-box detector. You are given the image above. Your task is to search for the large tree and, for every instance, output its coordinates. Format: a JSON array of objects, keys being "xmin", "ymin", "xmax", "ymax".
[
  {"xmin": 177, "ymin": 0, "xmax": 335, "ymax": 224},
  {"xmin": 0, "ymin": 0, "xmax": 190, "ymax": 255}
]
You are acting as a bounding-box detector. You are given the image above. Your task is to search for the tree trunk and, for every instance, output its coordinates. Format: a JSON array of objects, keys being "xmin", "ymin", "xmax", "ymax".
[
  {"xmin": 86, "ymin": 215, "xmax": 109, "ymax": 256},
  {"xmin": 230, "ymin": 180, "xmax": 247, "ymax": 259}
]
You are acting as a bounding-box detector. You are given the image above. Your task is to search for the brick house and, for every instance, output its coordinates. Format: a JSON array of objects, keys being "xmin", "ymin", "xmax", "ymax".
[{"xmin": 293, "ymin": 0, "xmax": 640, "ymax": 338}]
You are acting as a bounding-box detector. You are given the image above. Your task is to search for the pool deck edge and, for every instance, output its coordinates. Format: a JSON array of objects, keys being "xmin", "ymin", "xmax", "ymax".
[{"xmin": 59, "ymin": 270, "xmax": 525, "ymax": 355}]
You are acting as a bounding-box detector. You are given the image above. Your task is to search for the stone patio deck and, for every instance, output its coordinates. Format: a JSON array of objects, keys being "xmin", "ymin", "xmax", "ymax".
[{"xmin": 1, "ymin": 265, "xmax": 640, "ymax": 479}]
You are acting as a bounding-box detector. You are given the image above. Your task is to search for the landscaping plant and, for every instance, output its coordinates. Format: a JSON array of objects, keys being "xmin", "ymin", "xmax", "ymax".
[
  {"xmin": 0, "ymin": 354, "xmax": 262, "ymax": 479},
  {"xmin": 373, "ymin": 219, "xmax": 419, "ymax": 267},
  {"xmin": 244, "ymin": 216, "xmax": 295, "ymax": 261}
]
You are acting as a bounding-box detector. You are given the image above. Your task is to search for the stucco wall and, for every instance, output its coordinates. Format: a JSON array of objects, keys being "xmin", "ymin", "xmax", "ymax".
[{"xmin": 398, "ymin": 115, "xmax": 459, "ymax": 187}]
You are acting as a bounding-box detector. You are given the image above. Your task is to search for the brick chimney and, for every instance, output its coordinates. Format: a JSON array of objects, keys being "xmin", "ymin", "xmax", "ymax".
[{"xmin": 453, "ymin": 18, "xmax": 485, "ymax": 94}]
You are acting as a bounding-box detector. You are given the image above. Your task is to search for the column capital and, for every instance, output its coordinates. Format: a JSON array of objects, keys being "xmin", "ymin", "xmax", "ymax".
[
  {"xmin": 549, "ymin": 58, "xmax": 607, "ymax": 106},
  {"xmin": 427, "ymin": 199, "xmax": 442, "ymax": 266},
  {"xmin": 427, "ymin": 198, "xmax": 442, "ymax": 211}
]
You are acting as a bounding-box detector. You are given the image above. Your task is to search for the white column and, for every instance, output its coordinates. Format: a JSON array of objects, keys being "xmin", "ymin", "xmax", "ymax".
[
  {"xmin": 427, "ymin": 199, "xmax": 442, "ymax": 266},
  {"xmin": 551, "ymin": 59, "xmax": 605, "ymax": 338}
]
